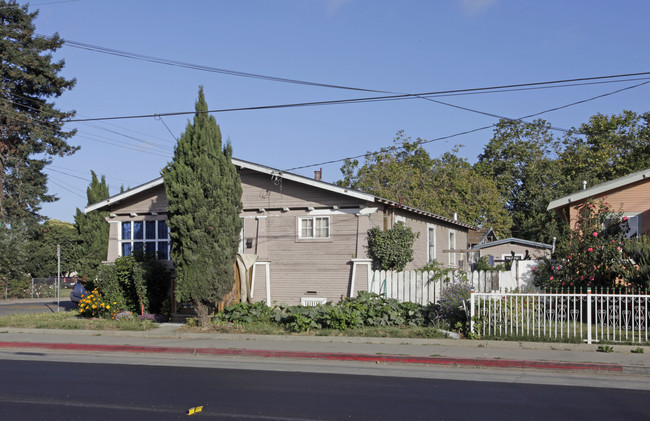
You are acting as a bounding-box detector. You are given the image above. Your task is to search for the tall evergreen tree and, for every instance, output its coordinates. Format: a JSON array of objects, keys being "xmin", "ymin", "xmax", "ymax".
[
  {"xmin": 0, "ymin": 1, "xmax": 77, "ymax": 230},
  {"xmin": 74, "ymin": 171, "xmax": 110, "ymax": 277},
  {"xmin": 163, "ymin": 88, "xmax": 242, "ymax": 322}
]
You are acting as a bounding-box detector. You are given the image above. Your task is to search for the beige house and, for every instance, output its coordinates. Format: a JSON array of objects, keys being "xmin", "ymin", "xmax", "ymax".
[
  {"xmin": 548, "ymin": 168, "xmax": 650, "ymax": 237},
  {"xmin": 472, "ymin": 238, "xmax": 552, "ymax": 266},
  {"xmin": 85, "ymin": 158, "xmax": 474, "ymax": 306}
]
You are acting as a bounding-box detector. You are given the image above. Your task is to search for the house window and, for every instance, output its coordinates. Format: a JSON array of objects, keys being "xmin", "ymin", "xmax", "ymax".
[
  {"xmin": 121, "ymin": 220, "xmax": 170, "ymax": 260},
  {"xmin": 427, "ymin": 225, "xmax": 436, "ymax": 263},
  {"xmin": 602, "ymin": 212, "xmax": 641, "ymax": 238},
  {"xmin": 623, "ymin": 213, "xmax": 641, "ymax": 238},
  {"xmin": 299, "ymin": 216, "xmax": 330, "ymax": 239},
  {"xmin": 448, "ymin": 230, "xmax": 456, "ymax": 267}
]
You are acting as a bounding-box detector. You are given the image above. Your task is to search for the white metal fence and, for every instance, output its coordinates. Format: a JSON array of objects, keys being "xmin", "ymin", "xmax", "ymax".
[{"xmin": 470, "ymin": 290, "xmax": 649, "ymax": 344}]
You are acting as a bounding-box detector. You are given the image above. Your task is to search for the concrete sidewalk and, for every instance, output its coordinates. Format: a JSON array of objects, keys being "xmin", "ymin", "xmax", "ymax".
[{"xmin": 1, "ymin": 323, "xmax": 649, "ymax": 375}]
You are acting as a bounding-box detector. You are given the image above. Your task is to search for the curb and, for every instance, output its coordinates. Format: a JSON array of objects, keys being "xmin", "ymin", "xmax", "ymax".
[{"xmin": 0, "ymin": 341, "xmax": 624, "ymax": 373}]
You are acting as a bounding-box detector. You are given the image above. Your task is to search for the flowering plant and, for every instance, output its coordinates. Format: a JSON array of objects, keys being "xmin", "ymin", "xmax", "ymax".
[
  {"xmin": 438, "ymin": 278, "xmax": 472, "ymax": 328},
  {"xmin": 533, "ymin": 198, "xmax": 629, "ymax": 289},
  {"xmin": 77, "ymin": 289, "xmax": 119, "ymax": 319}
]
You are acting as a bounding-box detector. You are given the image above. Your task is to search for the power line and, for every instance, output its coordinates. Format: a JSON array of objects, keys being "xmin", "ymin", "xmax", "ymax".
[
  {"xmin": 284, "ymin": 80, "xmax": 650, "ymax": 172},
  {"xmin": 60, "ymin": 39, "xmax": 395, "ymax": 94},
  {"xmin": 46, "ymin": 167, "xmax": 123, "ymax": 192},
  {"xmin": 66, "ymin": 72, "xmax": 650, "ymax": 123}
]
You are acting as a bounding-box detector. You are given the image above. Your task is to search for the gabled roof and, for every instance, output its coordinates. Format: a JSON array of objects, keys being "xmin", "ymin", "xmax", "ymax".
[
  {"xmin": 547, "ymin": 168, "xmax": 650, "ymax": 211},
  {"xmin": 468, "ymin": 227, "xmax": 497, "ymax": 245},
  {"xmin": 85, "ymin": 157, "xmax": 475, "ymax": 230},
  {"xmin": 472, "ymin": 237, "xmax": 552, "ymax": 250}
]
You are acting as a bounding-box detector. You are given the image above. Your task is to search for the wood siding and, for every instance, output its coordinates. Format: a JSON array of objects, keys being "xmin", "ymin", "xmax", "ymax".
[
  {"xmin": 567, "ymin": 178, "xmax": 650, "ymax": 235},
  {"xmin": 247, "ymin": 210, "xmax": 360, "ymax": 305},
  {"xmin": 106, "ymin": 184, "xmax": 168, "ymax": 214},
  {"xmin": 240, "ymin": 170, "xmax": 367, "ymax": 210}
]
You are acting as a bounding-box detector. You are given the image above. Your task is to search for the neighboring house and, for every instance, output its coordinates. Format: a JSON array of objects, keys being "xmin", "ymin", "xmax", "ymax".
[
  {"xmin": 548, "ymin": 168, "xmax": 650, "ymax": 237},
  {"xmin": 472, "ymin": 238, "xmax": 552, "ymax": 265},
  {"xmin": 468, "ymin": 227, "xmax": 498, "ymax": 248},
  {"xmin": 85, "ymin": 158, "xmax": 474, "ymax": 306}
]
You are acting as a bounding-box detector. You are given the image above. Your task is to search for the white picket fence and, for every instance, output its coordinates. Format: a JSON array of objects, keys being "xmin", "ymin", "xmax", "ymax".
[
  {"xmin": 368, "ymin": 269, "xmax": 504, "ymax": 306},
  {"xmin": 470, "ymin": 290, "xmax": 650, "ymax": 344},
  {"xmin": 367, "ymin": 262, "xmax": 540, "ymax": 306}
]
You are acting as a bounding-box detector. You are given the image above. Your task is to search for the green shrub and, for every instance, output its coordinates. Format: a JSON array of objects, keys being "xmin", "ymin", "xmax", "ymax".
[
  {"xmin": 367, "ymin": 222, "xmax": 419, "ymax": 271},
  {"xmin": 93, "ymin": 253, "xmax": 171, "ymax": 315},
  {"xmin": 214, "ymin": 301, "xmax": 273, "ymax": 324},
  {"xmin": 438, "ymin": 279, "xmax": 472, "ymax": 329},
  {"xmin": 214, "ymin": 291, "xmax": 445, "ymax": 333}
]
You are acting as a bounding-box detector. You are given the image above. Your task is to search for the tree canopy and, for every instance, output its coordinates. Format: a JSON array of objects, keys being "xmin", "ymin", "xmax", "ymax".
[
  {"xmin": 25, "ymin": 219, "xmax": 77, "ymax": 277},
  {"xmin": 338, "ymin": 131, "xmax": 512, "ymax": 236},
  {"xmin": 475, "ymin": 119, "xmax": 565, "ymax": 242},
  {"xmin": 0, "ymin": 1, "xmax": 77, "ymax": 230},
  {"xmin": 163, "ymin": 87, "xmax": 243, "ymax": 321}
]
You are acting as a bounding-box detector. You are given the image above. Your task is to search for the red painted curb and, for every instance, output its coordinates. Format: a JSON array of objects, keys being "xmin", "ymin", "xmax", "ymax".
[{"xmin": 0, "ymin": 341, "xmax": 623, "ymax": 372}]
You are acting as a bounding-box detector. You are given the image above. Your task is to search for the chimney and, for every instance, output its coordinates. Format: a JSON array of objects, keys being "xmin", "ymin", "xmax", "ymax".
[{"xmin": 314, "ymin": 168, "xmax": 322, "ymax": 181}]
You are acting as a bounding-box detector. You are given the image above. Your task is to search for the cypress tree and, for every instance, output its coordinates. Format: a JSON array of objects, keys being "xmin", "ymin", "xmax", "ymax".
[
  {"xmin": 74, "ymin": 171, "xmax": 110, "ymax": 278},
  {"xmin": 164, "ymin": 88, "xmax": 242, "ymax": 321}
]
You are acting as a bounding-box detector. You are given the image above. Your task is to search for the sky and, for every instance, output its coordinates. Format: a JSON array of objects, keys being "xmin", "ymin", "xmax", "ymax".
[{"xmin": 17, "ymin": 0, "xmax": 650, "ymax": 223}]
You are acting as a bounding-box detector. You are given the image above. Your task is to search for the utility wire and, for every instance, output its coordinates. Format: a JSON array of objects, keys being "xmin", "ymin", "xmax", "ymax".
[
  {"xmin": 66, "ymin": 72, "xmax": 650, "ymax": 123},
  {"xmin": 61, "ymin": 39, "xmax": 395, "ymax": 94},
  {"xmin": 284, "ymin": 80, "xmax": 650, "ymax": 172},
  {"xmin": 59, "ymin": 38, "xmax": 650, "ymax": 100}
]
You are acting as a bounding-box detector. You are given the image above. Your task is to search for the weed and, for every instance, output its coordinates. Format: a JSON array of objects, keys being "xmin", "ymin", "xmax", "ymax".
[
  {"xmin": 631, "ymin": 347, "xmax": 645, "ymax": 354},
  {"xmin": 597, "ymin": 345, "xmax": 614, "ymax": 353}
]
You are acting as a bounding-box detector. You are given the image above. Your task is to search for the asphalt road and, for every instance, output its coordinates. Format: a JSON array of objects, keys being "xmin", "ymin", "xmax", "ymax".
[
  {"xmin": 1, "ymin": 360, "xmax": 649, "ymax": 420},
  {"xmin": 0, "ymin": 299, "xmax": 76, "ymax": 316}
]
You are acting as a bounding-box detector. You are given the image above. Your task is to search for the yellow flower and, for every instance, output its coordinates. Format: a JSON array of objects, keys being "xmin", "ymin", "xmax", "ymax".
[
  {"xmin": 92, "ymin": 305, "xmax": 97, "ymax": 309},
  {"xmin": 106, "ymin": 305, "xmax": 110, "ymax": 310}
]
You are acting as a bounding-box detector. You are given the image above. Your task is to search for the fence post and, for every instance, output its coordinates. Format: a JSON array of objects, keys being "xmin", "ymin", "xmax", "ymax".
[
  {"xmin": 586, "ymin": 287, "xmax": 592, "ymax": 344},
  {"xmin": 31, "ymin": 278, "xmax": 34, "ymax": 299},
  {"xmin": 470, "ymin": 289, "xmax": 475, "ymax": 334}
]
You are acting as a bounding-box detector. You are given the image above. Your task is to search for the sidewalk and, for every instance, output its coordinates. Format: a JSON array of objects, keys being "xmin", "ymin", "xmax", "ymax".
[{"xmin": 1, "ymin": 323, "xmax": 649, "ymax": 375}]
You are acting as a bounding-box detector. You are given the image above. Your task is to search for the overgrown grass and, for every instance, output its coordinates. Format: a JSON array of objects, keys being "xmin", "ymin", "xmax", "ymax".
[{"xmin": 0, "ymin": 311, "xmax": 158, "ymax": 331}]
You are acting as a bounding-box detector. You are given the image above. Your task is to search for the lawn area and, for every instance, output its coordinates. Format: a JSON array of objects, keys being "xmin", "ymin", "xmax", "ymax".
[{"xmin": 0, "ymin": 311, "xmax": 159, "ymax": 331}]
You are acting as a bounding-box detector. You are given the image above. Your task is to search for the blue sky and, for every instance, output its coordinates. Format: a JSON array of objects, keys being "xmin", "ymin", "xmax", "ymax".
[{"xmin": 24, "ymin": 0, "xmax": 650, "ymax": 222}]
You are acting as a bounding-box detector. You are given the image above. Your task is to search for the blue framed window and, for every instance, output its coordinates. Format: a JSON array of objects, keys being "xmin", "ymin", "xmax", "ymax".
[{"xmin": 120, "ymin": 220, "xmax": 170, "ymax": 260}]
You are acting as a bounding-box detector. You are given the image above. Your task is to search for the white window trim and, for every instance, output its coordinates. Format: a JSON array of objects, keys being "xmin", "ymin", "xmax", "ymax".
[
  {"xmin": 298, "ymin": 216, "xmax": 331, "ymax": 239},
  {"xmin": 427, "ymin": 224, "xmax": 436, "ymax": 263},
  {"xmin": 395, "ymin": 215, "xmax": 406, "ymax": 225},
  {"xmin": 622, "ymin": 212, "xmax": 641, "ymax": 238},
  {"xmin": 119, "ymin": 219, "xmax": 170, "ymax": 260},
  {"xmin": 448, "ymin": 230, "xmax": 456, "ymax": 267}
]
